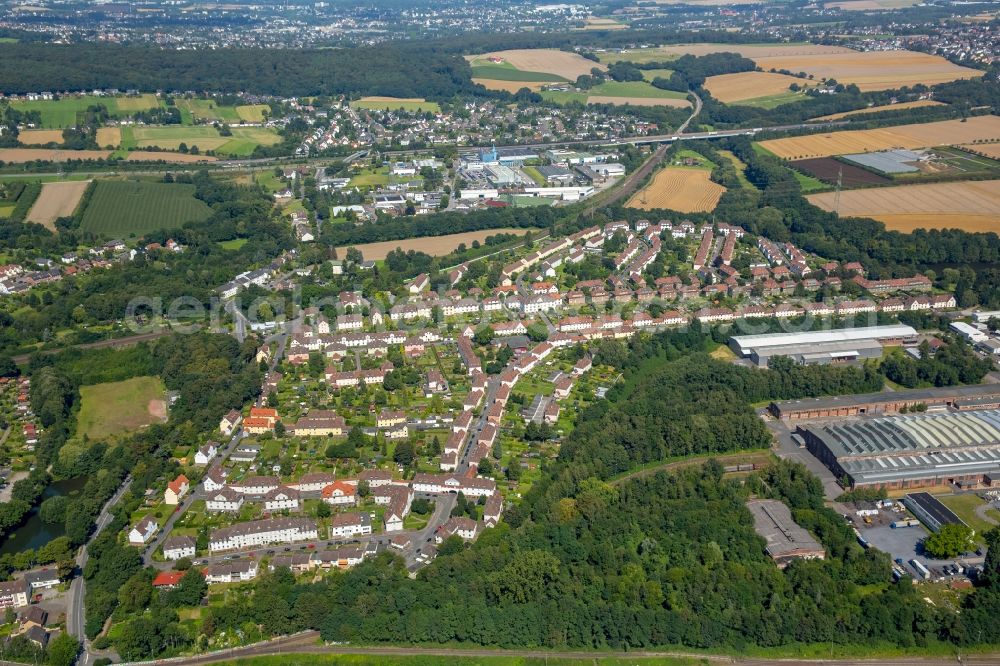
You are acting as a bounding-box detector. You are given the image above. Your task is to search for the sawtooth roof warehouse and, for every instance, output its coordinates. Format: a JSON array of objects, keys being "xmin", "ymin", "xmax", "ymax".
[{"xmin": 796, "ymin": 409, "xmax": 1000, "ymax": 490}]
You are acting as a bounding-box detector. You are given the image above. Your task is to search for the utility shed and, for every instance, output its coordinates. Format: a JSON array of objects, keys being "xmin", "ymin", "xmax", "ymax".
[{"xmin": 747, "ymin": 499, "xmax": 826, "ymax": 568}]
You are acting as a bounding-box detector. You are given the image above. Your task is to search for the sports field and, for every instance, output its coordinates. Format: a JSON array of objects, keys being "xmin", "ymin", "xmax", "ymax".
[
  {"xmin": 336, "ymin": 228, "xmax": 536, "ymax": 261},
  {"xmin": 17, "ymin": 129, "xmax": 63, "ymax": 145},
  {"xmin": 810, "ymin": 99, "xmax": 946, "ymax": 121},
  {"xmin": 77, "ymin": 376, "xmax": 167, "ymax": 440},
  {"xmin": 757, "ymin": 116, "xmax": 1000, "ymax": 160},
  {"xmin": 626, "ymin": 168, "xmax": 726, "ymax": 213},
  {"xmin": 128, "ymin": 125, "xmax": 281, "ymax": 156},
  {"xmin": 78, "ymin": 180, "xmax": 213, "ymax": 237},
  {"xmin": 25, "ymin": 180, "xmax": 90, "ymax": 230},
  {"xmin": 807, "ymin": 179, "xmax": 1000, "ymax": 232},
  {"xmin": 350, "ymin": 97, "xmax": 441, "ymax": 113},
  {"xmin": 11, "ymin": 94, "xmax": 160, "ymax": 127},
  {"xmin": 704, "ymin": 71, "xmax": 813, "ymax": 104}
]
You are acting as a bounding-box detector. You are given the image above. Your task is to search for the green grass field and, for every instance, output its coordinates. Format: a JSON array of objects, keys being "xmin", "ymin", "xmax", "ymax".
[
  {"xmin": 218, "ymin": 238, "xmax": 249, "ymax": 250},
  {"xmin": 11, "ymin": 95, "xmax": 160, "ymax": 128},
  {"xmin": 130, "ymin": 125, "xmax": 280, "ymax": 156},
  {"xmin": 79, "ymin": 180, "xmax": 213, "ymax": 237},
  {"xmin": 938, "ymin": 494, "xmax": 998, "ymax": 542},
  {"xmin": 175, "ymin": 98, "xmax": 241, "ymax": 123},
  {"xmin": 471, "ymin": 63, "xmax": 567, "ymax": 82},
  {"xmin": 0, "ymin": 203, "xmax": 14, "ymax": 219},
  {"xmin": 737, "ymin": 91, "xmax": 808, "ymax": 109},
  {"xmin": 642, "ymin": 68, "xmax": 674, "ymax": 81},
  {"xmin": 589, "ymin": 80, "xmax": 687, "ymax": 100},
  {"xmin": 790, "ymin": 168, "xmax": 828, "ymax": 193},
  {"xmin": 77, "ymin": 376, "xmax": 167, "ymax": 440},
  {"xmin": 540, "ymin": 90, "xmax": 589, "ymax": 105},
  {"xmin": 350, "ymin": 98, "xmax": 441, "ymax": 113},
  {"xmin": 348, "ymin": 167, "xmax": 391, "ymax": 188}
]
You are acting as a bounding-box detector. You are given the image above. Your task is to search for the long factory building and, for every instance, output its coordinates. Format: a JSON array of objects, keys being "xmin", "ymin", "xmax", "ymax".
[
  {"xmin": 770, "ymin": 384, "xmax": 1000, "ymax": 421},
  {"xmin": 729, "ymin": 324, "xmax": 918, "ymax": 368},
  {"xmin": 795, "ymin": 408, "xmax": 1000, "ymax": 490}
]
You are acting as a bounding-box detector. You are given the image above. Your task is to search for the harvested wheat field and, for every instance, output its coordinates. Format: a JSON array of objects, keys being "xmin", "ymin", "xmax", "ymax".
[
  {"xmin": 124, "ymin": 151, "xmax": 217, "ymax": 163},
  {"xmin": 587, "ymin": 95, "xmax": 690, "ymax": 108},
  {"xmin": 958, "ymin": 143, "xmax": 1000, "ymax": 160},
  {"xmin": 470, "ymin": 49, "xmax": 605, "ymax": 79},
  {"xmin": 0, "ymin": 148, "xmax": 112, "ymax": 162},
  {"xmin": 337, "ymin": 228, "xmax": 538, "ymax": 262},
  {"xmin": 473, "ymin": 79, "xmax": 546, "ymax": 93},
  {"xmin": 753, "ymin": 51, "xmax": 981, "ymax": 92},
  {"xmin": 26, "ymin": 180, "xmax": 90, "ymax": 230},
  {"xmin": 810, "ymin": 100, "xmax": 946, "ymax": 121},
  {"xmin": 580, "ymin": 17, "xmax": 626, "ymax": 29},
  {"xmin": 704, "ymin": 71, "xmax": 813, "ymax": 103},
  {"xmin": 807, "ymin": 180, "xmax": 1000, "ymax": 232},
  {"xmin": 18, "ymin": 129, "xmax": 64, "ymax": 145},
  {"xmin": 96, "ymin": 127, "xmax": 121, "ymax": 148},
  {"xmin": 633, "ymin": 43, "xmax": 852, "ymax": 59},
  {"xmin": 759, "ymin": 116, "xmax": 1000, "ymax": 160},
  {"xmin": 825, "ymin": 0, "xmax": 921, "ymax": 9},
  {"xmin": 627, "ymin": 168, "xmax": 726, "ymax": 213}
]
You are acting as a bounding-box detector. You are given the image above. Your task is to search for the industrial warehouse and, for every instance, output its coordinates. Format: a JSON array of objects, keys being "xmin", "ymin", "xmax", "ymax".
[
  {"xmin": 746, "ymin": 499, "xmax": 826, "ymax": 568},
  {"xmin": 729, "ymin": 324, "xmax": 918, "ymax": 368},
  {"xmin": 795, "ymin": 409, "xmax": 1000, "ymax": 490},
  {"xmin": 770, "ymin": 384, "xmax": 1000, "ymax": 420}
]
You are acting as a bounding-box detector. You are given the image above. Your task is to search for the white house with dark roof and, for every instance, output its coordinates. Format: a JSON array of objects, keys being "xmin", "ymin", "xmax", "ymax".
[
  {"xmin": 128, "ymin": 516, "xmax": 158, "ymax": 545},
  {"xmin": 163, "ymin": 535, "xmax": 196, "ymax": 561}
]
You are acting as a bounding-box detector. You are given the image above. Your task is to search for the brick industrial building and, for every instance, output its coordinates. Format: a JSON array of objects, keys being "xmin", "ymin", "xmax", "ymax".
[{"xmin": 770, "ymin": 384, "xmax": 1000, "ymax": 421}]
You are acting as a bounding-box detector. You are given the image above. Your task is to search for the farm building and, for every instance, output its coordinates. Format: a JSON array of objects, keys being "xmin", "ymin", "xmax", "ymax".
[
  {"xmin": 746, "ymin": 499, "xmax": 826, "ymax": 568},
  {"xmin": 795, "ymin": 409, "xmax": 1000, "ymax": 490},
  {"xmin": 728, "ymin": 324, "xmax": 917, "ymax": 368},
  {"xmin": 770, "ymin": 383, "xmax": 1000, "ymax": 421}
]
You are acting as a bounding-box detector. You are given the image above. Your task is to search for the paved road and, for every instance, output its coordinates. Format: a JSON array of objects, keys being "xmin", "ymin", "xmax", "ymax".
[{"xmin": 67, "ymin": 476, "xmax": 132, "ymax": 666}]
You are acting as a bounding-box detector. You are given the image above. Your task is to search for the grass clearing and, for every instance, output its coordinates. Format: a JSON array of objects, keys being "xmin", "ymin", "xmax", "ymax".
[
  {"xmin": 79, "ymin": 180, "xmax": 213, "ymax": 238},
  {"xmin": 219, "ymin": 238, "xmax": 249, "ymax": 250},
  {"xmin": 937, "ymin": 494, "xmax": 996, "ymax": 542},
  {"xmin": 350, "ymin": 97, "xmax": 441, "ymax": 113},
  {"xmin": 175, "ymin": 98, "xmax": 242, "ymax": 123},
  {"xmin": 642, "ymin": 68, "xmax": 674, "ymax": 81},
  {"xmin": 77, "ymin": 376, "xmax": 167, "ymax": 440}
]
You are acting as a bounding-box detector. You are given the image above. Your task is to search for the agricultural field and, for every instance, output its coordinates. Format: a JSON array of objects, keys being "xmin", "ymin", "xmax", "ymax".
[
  {"xmin": 78, "ymin": 180, "xmax": 213, "ymax": 237},
  {"xmin": 642, "ymin": 68, "xmax": 674, "ymax": 81},
  {"xmin": 17, "ymin": 129, "xmax": 63, "ymax": 145},
  {"xmin": 752, "ymin": 50, "xmax": 981, "ymax": 92},
  {"xmin": 469, "ymin": 60, "xmax": 567, "ymax": 83},
  {"xmin": 791, "ymin": 158, "xmax": 892, "ymax": 186},
  {"xmin": 959, "ymin": 143, "xmax": 1000, "ymax": 160},
  {"xmin": 601, "ymin": 42, "xmax": 851, "ymax": 64},
  {"xmin": 807, "ymin": 179, "xmax": 1000, "ymax": 232},
  {"xmin": 579, "ymin": 16, "xmax": 627, "ymax": 29},
  {"xmin": 124, "ymin": 151, "xmax": 217, "ymax": 163},
  {"xmin": 542, "ymin": 81, "xmax": 690, "ymax": 108},
  {"xmin": 10, "ymin": 94, "xmax": 159, "ymax": 127},
  {"xmin": 77, "ymin": 376, "xmax": 168, "ymax": 440},
  {"xmin": 25, "ymin": 180, "xmax": 91, "ymax": 230},
  {"xmin": 128, "ymin": 125, "xmax": 281, "ymax": 156},
  {"xmin": 0, "ymin": 148, "xmax": 112, "ymax": 162},
  {"xmin": 96, "ymin": 127, "xmax": 121, "ymax": 148},
  {"xmin": 704, "ymin": 71, "xmax": 814, "ymax": 105},
  {"xmin": 757, "ymin": 116, "xmax": 1000, "ymax": 160},
  {"xmin": 174, "ymin": 99, "xmax": 271, "ymax": 123},
  {"xmin": 824, "ymin": 0, "xmax": 922, "ymax": 9},
  {"xmin": 626, "ymin": 167, "xmax": 726, "ymax": 213},
  {"xmin": 349, "ymin": 97, "xmax": 441, "ymax": 113},
  {"xmin": 336, "ymin": 228, "xmax": 537, "ymax": 261},
  {"xmin": 810, "ymin": 99, "xmax": 946, "ymax": 121},
  {"xmin": 468, "ymin": 49, "xmax": 605, "ymax": 80}
]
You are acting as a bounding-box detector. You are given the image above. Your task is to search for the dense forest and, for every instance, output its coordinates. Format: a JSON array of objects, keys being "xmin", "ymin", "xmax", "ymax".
[{"xmin": 94, "ymin": 326, "xmax": 1000, "ymax": 660}]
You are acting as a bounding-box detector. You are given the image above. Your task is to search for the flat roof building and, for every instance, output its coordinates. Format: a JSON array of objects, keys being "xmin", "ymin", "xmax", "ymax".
[
  {"xmin": 730, "ymin": 325, "xmax": 917, "ymax": 368},
  {"xmin": 902, "ymin": 492, "xmax": 965, "ymax": 533},
  {"xmin": 771, "ymin": 384, "xmax": 1000, "ymax": 421},
  {"xmin": 746, "ymin": 499, "xmax": 826, "ymax": 568},
  {"xmin": 796, "ymin": 409, "xmax": 1000, "ymax": 490}
]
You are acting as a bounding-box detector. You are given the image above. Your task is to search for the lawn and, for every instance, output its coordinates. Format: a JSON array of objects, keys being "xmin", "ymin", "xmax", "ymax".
[
  {"xmin": 737, "ymin": 91, "xmax": 809, "ymax": 109},
  {"xmin": 77, "ymin": 376, "xmax": 167, "ymax": 440},
  {"xmin": 642, "ymin": 68, "xmax": 674, "ymax": 81},
  {"xmin": 348, "ymin": 167, "xmax": 390, "ymax": 188},
  {"xmin": 0, "ymin": 203, "xmax": 14, "ymax": 218},
  {"xmin": 938, "ymin": 494, "xmax": 998, "ymax": 541},
  {"xmin": 79, "ymin": 180, "xmax": 213, "ymax": 238},
  {"xmin": 219, "ymin": 238, "xmax": 248, "ymax": 250}
]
